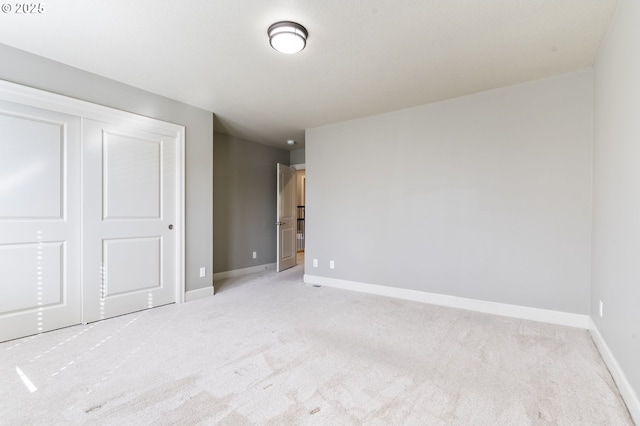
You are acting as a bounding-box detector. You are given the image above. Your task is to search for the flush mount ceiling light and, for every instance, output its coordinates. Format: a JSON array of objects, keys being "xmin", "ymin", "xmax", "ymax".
[
  {"xmin": 287, "ymin": 139, "xmax": 296, "ymax": 146},
  {"xmin": 268, "ymin": 21, "xmax": 308, "ymax": 54}
]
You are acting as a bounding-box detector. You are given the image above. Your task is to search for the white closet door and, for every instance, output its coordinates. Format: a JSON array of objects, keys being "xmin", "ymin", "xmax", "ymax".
[
  {"xmin": 82, "ymin": 119, "xmax": 178, "ymax": 323},
  {"xmin": 0, "ymin": 101, "xmax": 81, "ymax": 342}
]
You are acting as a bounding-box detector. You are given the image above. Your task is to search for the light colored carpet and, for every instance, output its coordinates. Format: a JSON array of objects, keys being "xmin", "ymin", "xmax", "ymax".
[{"xmin": 0, "ymin": 264, "xmax": 633, "ymax": 425}]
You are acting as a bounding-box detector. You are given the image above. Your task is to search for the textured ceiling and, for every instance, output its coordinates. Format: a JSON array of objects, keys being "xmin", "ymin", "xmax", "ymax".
[{"xmin": 0, "ymin": 0, "xmax": 618, "ymax": 149}]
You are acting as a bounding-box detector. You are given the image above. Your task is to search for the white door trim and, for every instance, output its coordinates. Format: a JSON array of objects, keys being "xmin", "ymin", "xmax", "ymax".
[
  {"xmin": 0, "ymin": 79, "xmax": 186, "ymax": 310},
  {"xmin": 0, "ymin": 80, "xmax": 183, "ymax": 135}
]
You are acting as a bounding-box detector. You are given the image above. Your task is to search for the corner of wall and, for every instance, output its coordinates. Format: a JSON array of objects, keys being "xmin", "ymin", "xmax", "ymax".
[{"xmin": 589, "ymin": 318, "xmax": 640, "ymax": 423}]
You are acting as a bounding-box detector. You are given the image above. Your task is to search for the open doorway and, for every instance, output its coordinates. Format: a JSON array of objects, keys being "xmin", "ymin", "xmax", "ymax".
[{"xmin": 296, "ymin": 169, "xmax": 306, "ymax": 266}]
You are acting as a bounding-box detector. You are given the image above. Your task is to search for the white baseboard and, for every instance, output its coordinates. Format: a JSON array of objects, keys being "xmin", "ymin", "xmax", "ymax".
[
  {"xmin": 185, "ymin": 286, "xmax": 214, "ymax": 302},
  {"xmin": 303, "ymin": 275, "xmax": 589, "ymax": 329},
  {"xmin": 589, "ymin": 319, "xmax": 640, "ymax": 424},
  {"xmin": 214, "ymin": 263, "xmax": 276, "ymax": 281}
]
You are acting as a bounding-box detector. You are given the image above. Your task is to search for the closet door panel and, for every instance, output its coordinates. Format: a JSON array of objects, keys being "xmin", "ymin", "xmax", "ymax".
[
  {"xmin": 82, "ymin": 119, "xmax": 178, "ymax": 323},
  {"xmin": 0, "ymin": 101, "xmax": 81, "ymax": 342}
]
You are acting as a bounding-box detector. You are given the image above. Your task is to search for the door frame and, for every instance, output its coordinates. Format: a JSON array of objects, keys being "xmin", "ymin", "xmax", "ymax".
[
  {"xmin": 0, "ymin": 80, "xmax": 186, "ymax": 315},
  {"xmin": 291, "ymin": 163, "xmax": 306, "ymax": 264}
]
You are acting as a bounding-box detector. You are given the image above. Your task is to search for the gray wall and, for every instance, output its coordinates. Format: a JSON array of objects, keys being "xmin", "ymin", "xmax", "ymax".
[
  {"xmin": 213, "ymin": 132, "xmax": 290, "ymax": 273},
  {"xmin": 306, "ymin": 71, "xmax": 593, "ymax": 314},
  {"xmin": 0, "ymin": 44, "xmax": 214, "ymax": 292},
  {"xmin": 592, "ymin": 0, "xmax": 640, "ymax": 404},
  {"xmin": 290, "ymin": 148, "xmax": 305, "ymax": 165}
]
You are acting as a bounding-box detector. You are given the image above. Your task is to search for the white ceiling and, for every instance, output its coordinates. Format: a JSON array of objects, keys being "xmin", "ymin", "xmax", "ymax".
[{"xmin": 0, "ymin": 0, "xmax": 618, "ymax": 149}]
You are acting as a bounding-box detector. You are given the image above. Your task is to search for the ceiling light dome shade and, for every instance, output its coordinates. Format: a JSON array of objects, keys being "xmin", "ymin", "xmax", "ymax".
[{"xmin": 268, "ymin": 21, "xmax": 308, "ymax": 54}]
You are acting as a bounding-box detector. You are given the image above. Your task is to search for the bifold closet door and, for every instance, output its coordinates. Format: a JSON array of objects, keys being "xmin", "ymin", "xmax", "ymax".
[
  {"xmin": 82, "ymin": 119, "xmax": 178, "ymax": 323},
  {"xmin": 0, "ymin": 101, "xmax": 82, "ymax": 342}
]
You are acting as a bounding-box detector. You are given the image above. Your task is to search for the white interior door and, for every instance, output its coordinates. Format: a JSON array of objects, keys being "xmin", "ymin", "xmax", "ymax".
[
  {"xmin": 0, "ymin": 100, "xmax": 81, "ymax": 342},
  {"xmin": 82, "ymin": 119, "xmax": 179, "ymax": 323},
  {"xmin": 277, "ymin": 164, "xmax": 297, "ymax": 272}
]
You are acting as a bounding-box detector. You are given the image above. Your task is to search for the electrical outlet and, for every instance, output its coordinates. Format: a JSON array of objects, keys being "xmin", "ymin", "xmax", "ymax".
[
  {"xmin": 253, "ymin": 251, "xmax": 257, "ymax": 259},
  {"xmin": 329, "ymin": 260, "xmax": 335, "ymax": 269},
  {"xmin": 599, "ymin": 300, "xmax": 603, "ymax": 318},
  {"xmin": 313, "ymin": 259, "xmax": 318, "ymax": 267},
  {"xmin": 199, "ymin": 267, "xmax": 206, "ymax": 278}
]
